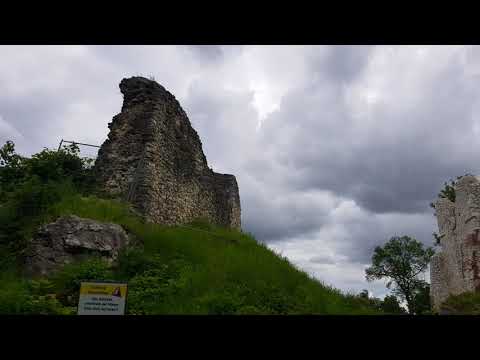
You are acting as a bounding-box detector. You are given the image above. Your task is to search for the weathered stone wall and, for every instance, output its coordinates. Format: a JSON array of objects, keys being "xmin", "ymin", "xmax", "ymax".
[
  {"xmin": 431, "ymin": 175, "xmax": 480, "ymax": 310},
  {"xmin": 94, "ymin": 77, "xmax": 241, "ymax": 229}
]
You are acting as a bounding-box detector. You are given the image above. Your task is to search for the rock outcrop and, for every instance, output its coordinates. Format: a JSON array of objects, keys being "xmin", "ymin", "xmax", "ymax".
[
  {"xmin": 430, "ymin": 175, "xmax": 480, "ymax": 310},
  {"xmin": 25, "ymin": 215, "xmax": 130, "ymax": 276},
  {"xmin": 94, "ymin": 77, "xmax": 241, "ymax": 229}
]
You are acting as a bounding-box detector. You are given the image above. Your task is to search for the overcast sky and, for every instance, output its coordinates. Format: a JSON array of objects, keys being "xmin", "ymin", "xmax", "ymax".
[{"xmin": 3, "ymin": 45, "xmax": 480, "ymax": 298}]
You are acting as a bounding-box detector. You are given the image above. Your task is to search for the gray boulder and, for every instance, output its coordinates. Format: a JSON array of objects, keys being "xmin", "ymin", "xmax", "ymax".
[{"xmin": 25, "ymin": 215, "xmax": 130, "ymax": 277}]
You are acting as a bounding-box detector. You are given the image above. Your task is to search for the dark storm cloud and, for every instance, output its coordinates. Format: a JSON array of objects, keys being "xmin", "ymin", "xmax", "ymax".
[
  {"xmin": 240, "ymin": 187, "xmax": 338, "ymax": 242},
  {"xmin": 309, "ymin": 254, "xmax": 337, "ymax": 265},
  {"xmin": 182, "ymin": 77, "xmax": 338, "ymax": 243},
  {"xmin": 0, "ymin": 91, "xmax": 69, "ymax": 153},
  {"xmin": 187, "ymin": 45, "xmax": 224, "ymax": 62},
  {"xmin": 254, "ymin": 46, "xmax": 480, "ymax": 214},
  {"xmin": 334, "ymin": 211, "xmax": 438, "ymax": 264},
  {"xmin": 178, "ymin": 45, "xmax": 461, "ymax": 258},
  {"xmin": 182, "ymin": 77, "xmax": 259, "ymax": 174},
  {"xmin": 322, "ymin": 45, "xmax": 373, "ymax": 82},
  {"xmin": 0, "ymin": 46, "xmax": 215, "ymax": 157}
]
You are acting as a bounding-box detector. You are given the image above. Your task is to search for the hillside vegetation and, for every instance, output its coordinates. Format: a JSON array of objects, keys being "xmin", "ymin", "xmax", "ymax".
[{"xmin": 0, "ymin": 141, "xmax": 382, "ymax": 315}]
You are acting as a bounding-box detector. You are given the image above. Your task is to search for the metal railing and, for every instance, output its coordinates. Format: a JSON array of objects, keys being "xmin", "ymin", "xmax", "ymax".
[{"xmin": 57, "ymin": 139, "xmax": 100, "ymax": 152}]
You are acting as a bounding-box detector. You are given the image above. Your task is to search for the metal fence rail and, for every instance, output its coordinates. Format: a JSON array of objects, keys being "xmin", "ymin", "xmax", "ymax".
[{"xmin": 57, "ymin": 139, "xmax": 100, "ymax": 152}]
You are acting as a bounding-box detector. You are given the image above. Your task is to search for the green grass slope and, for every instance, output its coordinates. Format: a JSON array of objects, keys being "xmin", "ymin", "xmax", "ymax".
[
  {"xmin": 0, "ymin": 194, "xmax": 381, "ymax": 315},
  {"xmin": 0, "ymin": 141, "xmax": 381, "ymax": 315}
]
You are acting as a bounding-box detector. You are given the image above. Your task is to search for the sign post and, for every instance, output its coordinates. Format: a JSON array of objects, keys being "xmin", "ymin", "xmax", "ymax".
[{"xmin": 77, "ymin": 281, "xmax": 128, "ymax": 315}]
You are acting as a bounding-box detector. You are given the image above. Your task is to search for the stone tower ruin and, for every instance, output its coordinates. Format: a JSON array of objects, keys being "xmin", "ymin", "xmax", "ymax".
[
  {"xmin": 94, "ymin": 76, "xmax": 241, "ymax": 229},
  {"xmin": 430, "ymin": 175, "xmax": 480, "ymax": 310}
]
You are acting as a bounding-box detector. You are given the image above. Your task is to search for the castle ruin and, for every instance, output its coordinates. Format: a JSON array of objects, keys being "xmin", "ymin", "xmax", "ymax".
[
  {"xmin": 94, "ymin": 77, "xmax": 241, "ymax": 229},
  {"xmin": 430, "ymin": 175, "xmax": 480, "ymax": 310}
]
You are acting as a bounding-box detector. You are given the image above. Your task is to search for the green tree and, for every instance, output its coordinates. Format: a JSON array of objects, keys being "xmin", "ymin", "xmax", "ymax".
[
  {"xmin": 0, "ymin": 140, "xmax": 23, "ymax": 167},
  {"xmin": 0, "ymin": 140, "xmax": 25, "ymax": 201},
  {"xmin": 365, "ymin": 236, "xmax": 434, "ymax": 314},
  {"xmin": 411, "ymin": 281, "xmax": 431, "ymax": 315},
  {"xmin": 0, "ymin": 140, "xmax": 94, "ymax": 200},
  {"xmin": 381, "ymin": 295, "xmax": 406, "ymax": 314},
  {"xmin": 0, "ymin": 141, "xmax": 95, "ymax": 261},
  {"xmin": 356, "ymin": 289, "xmax": 385, "ymax": 312},
  {"xmin": 359, "ymin": 289, "xmax": 369, "ymax": 299}
]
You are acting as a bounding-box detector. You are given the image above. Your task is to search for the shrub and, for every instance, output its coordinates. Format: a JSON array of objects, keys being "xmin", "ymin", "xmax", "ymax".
[
  {"xmin": 0, "ymin": 275, "xmax": 30, "ymax": 314},
  {"xmin": 440, "ymin": 292, "xmax": 480, "ymax": 315},
  {"xmin": 201, "ymin": 291, "xmax": 246, "ymax": 315},
  {"xmin": 51, "ymin": 258, "xmax": 113, "ymax": 307},
  {"xmin": 0, "ymin": 141, "xmax": 96, "ymax": 263},
  {"xmin": 0, "ymin": 178, "xmax": 78, "ymax": 259},
  {"xmin": 235, "ymin": 305, "xmax": 266, "ymax": 315},
  {"xmin": 0, "ymin": 141, "xmax": 94, "ymax": 198},
  {"xmin": 0, "ymin": 275, "xmax": 74, "ymax": 315},
  {"xmin": 115, "ymin": 248, "xmax": 153, "ymax": 279},
  {"xmin": 126, "ymin": 256, "xmax": 192, "ymax": 314}
]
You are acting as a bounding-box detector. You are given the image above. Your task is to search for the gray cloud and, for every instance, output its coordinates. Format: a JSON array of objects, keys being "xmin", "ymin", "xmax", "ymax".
[
  {"xmin": 309, "ymin": 254, "xmax": 337, "ymax": 265},
  {"xmin": 187, "ymin": 45, "xmax": 224, "ymax": 62},
  {"xmin": 322, "ymin": 45, "xmax": 373, "ymax": 82},
  {"xmin": 254, "ymin": 46, "xmax": 480, "ymax": 215}
]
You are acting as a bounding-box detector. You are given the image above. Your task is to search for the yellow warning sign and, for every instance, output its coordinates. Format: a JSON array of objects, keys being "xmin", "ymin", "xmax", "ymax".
[
  {"xmin": 78, "ymin": 281, "xmax": 128, "ymax": 315},
  {"xmin": 79, "ymin": 283, "xmax": 127, "ymax": 298}
]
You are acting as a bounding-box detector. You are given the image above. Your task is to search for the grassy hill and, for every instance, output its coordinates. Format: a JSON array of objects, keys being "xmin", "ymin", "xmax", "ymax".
[{"xmin": 0, "ymin": 141, "xmax": 381, "ymax": 315}]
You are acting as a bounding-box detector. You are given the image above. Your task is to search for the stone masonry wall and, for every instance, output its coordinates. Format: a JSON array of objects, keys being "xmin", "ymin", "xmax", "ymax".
[
  {"xmin": 94, "ymin": 77, "xmax": 241, "ymax": 229},
  {"xmin": 431, "ymin": 175, "xmax": 480, "ymax": 310}
]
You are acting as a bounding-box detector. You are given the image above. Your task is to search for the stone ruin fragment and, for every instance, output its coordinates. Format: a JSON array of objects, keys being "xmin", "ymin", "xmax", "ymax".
[
  {"xmin": 430, "ymin": 175, "xmax": 480, "ymax": 310},
  {"xmin": 93, "ymin": 77, "xmax": 241, "ymax": 230}
]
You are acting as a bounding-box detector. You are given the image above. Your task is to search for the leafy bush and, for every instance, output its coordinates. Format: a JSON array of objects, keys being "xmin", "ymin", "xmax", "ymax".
[
  {"xmin": 235, "ymin": 305, "xmax": 266, "ymax": 315},
  {"xmin": 0, "ymin": 274, "xmax": 74, "ymax": 315},
  {"xmin": 115, "ymin": 248, "xmax": 154, "ymax": 280},
  {"xmin": 0, "ymin": 275, "xmax": 30, "ymax": 314},
  {"xmin": 51, "ymin": 258, "xmax": 113, "ymax": 307},
  {"xmin": 0, "ymin": 141, "xmax": 96, "ymax": 266},
  {"xmin": 0, "ymin": 141, "xmax": 94, "ymax": 199},
  {"xmin": 381, "ymin": 295, "xmax": 407, "ymax": 314},
  {"xmin": 440, "ymin": 292, "xmax": 480, "ymax": 315},
  {"xmin": 0, "ymin": 179, "xmax": 77, "ymax": 254},
  {"xmin": 20, "ymin": 293, "xmax": 75, "ymax": 315},
  {"xmin": 252, "ymin": 283, "xmax": 298, "ymax": 314},
  {"xmin": 126, "ymin": 257, "xmax": 192, "ymax": 315},
  {"xmin": 199, "ymin": 290, "xmax": 247, "ymax": 315}
]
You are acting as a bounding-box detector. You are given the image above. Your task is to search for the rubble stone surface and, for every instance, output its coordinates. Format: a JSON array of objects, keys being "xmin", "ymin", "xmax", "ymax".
[
  {"xmin": 94, "ymin": 77, "xmax": 241, "ymax": 229},
  {"xmin": 431, "ymin": 175, "xmax": 480, "ymax": 310}
]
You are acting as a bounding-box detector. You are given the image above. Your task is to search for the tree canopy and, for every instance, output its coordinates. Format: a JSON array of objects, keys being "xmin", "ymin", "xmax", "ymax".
[
  {"xmin": 0, "ymin": 140, "xmax": 95, "ymax": 264},
  {"xmin": 365, "ymin": 235, "xmax": 434, "ymax": 314}
]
